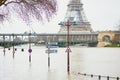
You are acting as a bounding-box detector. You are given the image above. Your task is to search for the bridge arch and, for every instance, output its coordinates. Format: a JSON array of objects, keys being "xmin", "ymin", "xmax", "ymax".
[
  {"xmin": 98, "ymin": 31, "xmax": 115, "ymax": 42},
  {"xmin": 102, "ymin": 35, "xmax": 111, "ymax": 42},
  {"xmin": 97, "ymin": 31, "xmax": 115, "ymax": 47}
]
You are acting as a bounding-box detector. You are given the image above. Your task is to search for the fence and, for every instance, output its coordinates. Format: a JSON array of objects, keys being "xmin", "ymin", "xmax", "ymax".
[{"xmin": 73, "ymin": 72, "xmax": 119, "ymax": 80}]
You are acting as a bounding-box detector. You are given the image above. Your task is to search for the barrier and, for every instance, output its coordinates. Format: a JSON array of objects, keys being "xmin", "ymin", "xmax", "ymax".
[{"xmin": 75, "ymin": 72, "xmax": 119, "ymax": 80}]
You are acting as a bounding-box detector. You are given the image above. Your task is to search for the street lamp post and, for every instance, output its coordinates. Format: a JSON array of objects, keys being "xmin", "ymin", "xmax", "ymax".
[{"xmin": 65, "ymin": 20, "xmax": 72, "ymax": 74}]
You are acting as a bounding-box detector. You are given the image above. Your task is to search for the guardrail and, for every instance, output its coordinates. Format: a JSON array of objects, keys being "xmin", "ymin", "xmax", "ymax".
[{"xmin": 73, "ymin": 72, "xmax": 119, "ymax": 80}]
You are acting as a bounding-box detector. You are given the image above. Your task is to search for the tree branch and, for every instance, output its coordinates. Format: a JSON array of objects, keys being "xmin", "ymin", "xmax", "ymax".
[
  {"xmin": 4, "ymin": 0, "xmax": 22, "ymax": 6},
  {"xmin": 0, "ymin": 0, "xmax": 7, "ymax": 6}
]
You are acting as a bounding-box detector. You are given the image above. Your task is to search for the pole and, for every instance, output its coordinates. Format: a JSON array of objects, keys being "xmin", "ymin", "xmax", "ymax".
[
  {"xmin": 12, "ymin": 34, "xmax": 15, "ymax": 59},
  {"xmin": 28, "ymin": 31, "xmax": 32, "ymax": 63},
  {"xmin": 29, "ymin": 52, "xmax": 31, "ymax": 63},
  {"xmin": 47, "ymin": 42, "xmax": 50, "ymax": 67},
  {"xmin": 3, "ymin": 35, "xmax": 5, "ymax": 56},
  {"xmin": 48, "ymin": 47, "xmax": 50, "ymax": 67},
  {"xmin": 67, "ymin": 21, "xmax": 70, "ymax": 74}
]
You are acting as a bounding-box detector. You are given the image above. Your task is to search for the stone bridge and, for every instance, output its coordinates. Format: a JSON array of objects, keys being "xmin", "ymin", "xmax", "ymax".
[{"xmin": 97, "ymin": 31, "xmax": 120, "ymax": 47}]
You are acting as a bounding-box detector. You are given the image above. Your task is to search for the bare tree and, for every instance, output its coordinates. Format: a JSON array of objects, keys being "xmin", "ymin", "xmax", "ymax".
[{"xmin": 0, "ymin": 0, "xmax": 57, "ymax": 22}]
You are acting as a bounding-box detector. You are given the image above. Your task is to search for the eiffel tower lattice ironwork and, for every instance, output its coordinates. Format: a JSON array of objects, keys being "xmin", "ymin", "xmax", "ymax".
[{"xmin": 58, "ymin": 0, "xmax": 93, "ymax": 34}]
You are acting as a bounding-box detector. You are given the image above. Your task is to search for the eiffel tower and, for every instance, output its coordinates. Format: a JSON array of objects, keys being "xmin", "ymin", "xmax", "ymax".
[{"xmin": 58, "ymin": 0, "xmax": 93, "ymax": 34}]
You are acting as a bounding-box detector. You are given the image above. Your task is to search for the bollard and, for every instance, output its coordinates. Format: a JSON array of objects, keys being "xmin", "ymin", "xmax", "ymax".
[
  {"xmin": 15, "ymin": 48, "xmax": 17, "ymax": 51},
  {"xmin": 117, "ymin": 77, "xmax": 119, "ymax": 80},
  {"xmin": 8, "ymin": 48, "xmax": 10, "ymax": 50},
  {"xmin": 91, "ymin": 74, "xmax": 93, "ymax": 78},
  {"xmin": 98, "ymin": 75, "xmax": 101, "ymax": 80},
  {"xmin": 84, "ymin": 73, "xmax": 86, "ymax": 76},
  {"xmin": 21, "ymin": 49, "xmax": 24, "ymax": 52},
  {"xmin": 107, "ymin": 76, "xmax": 109, "ymax": 80},
  {"xmin": 78, "ymin": 72, "xmax": 80, "ymax": 74}
]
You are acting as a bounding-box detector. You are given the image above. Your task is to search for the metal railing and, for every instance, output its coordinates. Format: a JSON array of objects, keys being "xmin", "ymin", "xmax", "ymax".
[{"xmin": 73, "ymin": 72, "xmax": 119, "ymax": 80}]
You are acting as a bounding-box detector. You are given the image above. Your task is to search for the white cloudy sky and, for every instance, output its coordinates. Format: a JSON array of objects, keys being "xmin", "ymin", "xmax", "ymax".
[{"xmin": 0, "ymin": 0, "xmax": 120, "ymax": 33}]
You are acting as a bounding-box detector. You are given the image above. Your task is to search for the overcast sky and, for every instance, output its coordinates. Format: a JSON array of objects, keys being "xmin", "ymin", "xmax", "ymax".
[{"xmin": 0, "ymin": 0, "xmax": 120, "ymax": 33}]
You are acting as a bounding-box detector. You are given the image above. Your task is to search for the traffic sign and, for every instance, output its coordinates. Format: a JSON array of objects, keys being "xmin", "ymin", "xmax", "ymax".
[
  {"xmin": 65, "ymin": 48, "xmax": 72, "ymax": 53},
  {"xmin": 28, "ymin": 49, "xmax": 32, "ymax": 53},
  {"xmin": 45, "ymin": 49, "xmax": 58, "ymax": 53},
  {"xmin": 46, "ymin": 45, "xmax": 58, "ymax": 48}
]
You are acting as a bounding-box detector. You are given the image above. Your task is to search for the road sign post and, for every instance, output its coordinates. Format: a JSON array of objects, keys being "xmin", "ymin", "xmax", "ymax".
[
  {"xmin": 48, "ymin": 47, "xmax": 50, "ymax": 67},
  {"xmin": 28, "ymin": 31, "xmax": 32, "ymax": 63},
  {"xmin": 46, "ymin": 42, "xmax": 58, "ymax": 67},
  {"xmin": 3, "ymin": 35, "xmax": 5, "ymax": 56},
  {"xmin": 12, "ymin": 34, "xmax": 15, "ymax": 59}
]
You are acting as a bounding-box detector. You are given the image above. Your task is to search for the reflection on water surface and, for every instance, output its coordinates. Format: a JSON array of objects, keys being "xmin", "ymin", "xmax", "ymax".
[{"xmin": 0, "ymin": 45, "xmax": 120, "ymax": 80}]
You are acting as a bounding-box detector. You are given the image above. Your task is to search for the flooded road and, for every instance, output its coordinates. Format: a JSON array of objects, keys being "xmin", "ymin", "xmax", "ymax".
[{"xmin": 0, "ymin": 45, "xmax": 120, "ymax": 80}]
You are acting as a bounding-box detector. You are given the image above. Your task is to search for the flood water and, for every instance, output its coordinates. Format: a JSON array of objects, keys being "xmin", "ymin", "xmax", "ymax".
[{"xmin": 0, "ymin": 45, "xmax": 120, "ymax": 80}]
